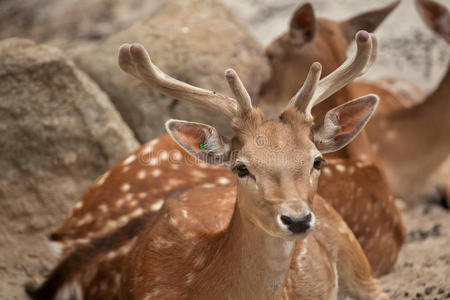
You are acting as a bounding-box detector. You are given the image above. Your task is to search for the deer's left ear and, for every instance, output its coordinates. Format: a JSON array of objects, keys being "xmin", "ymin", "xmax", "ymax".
[
  {"xmin": 313, "ymin": 95, "xmax": 379, "ymax": 153},
  {"xmin": 340, "ymin": 1, "xmax": 400, "ymax": 44},
  {"xmin": 416, "ymin": 0, "xmax": 450, "ymax": 43},
  {"xmin": 290, "ymin": 3, "xmax": 316, "ymax": 45},
  {"xmin": 165, "ymin": 119, "xmax": 233, "ymax": 166}
]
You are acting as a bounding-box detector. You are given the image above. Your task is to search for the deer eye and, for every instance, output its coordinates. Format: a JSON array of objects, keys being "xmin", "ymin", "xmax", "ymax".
[
  {"xmin": 313, "ymin": 157, "xmax": 326, "ymax": 170},
  {"xmin": 234, "ymin": 164, "xmax": 250, "ymax": 178}
]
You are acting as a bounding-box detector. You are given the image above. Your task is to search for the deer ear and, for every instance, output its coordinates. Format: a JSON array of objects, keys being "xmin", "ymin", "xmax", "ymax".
[
  {"xmin": 290, "ymin": 3, "xmax": 316, "ymax": 45},
  {"xmin": 165, "ymin": 119, "xmax": 232, "ymax": 166},
  {"xmin": 340, "ymin": 1, "xmax": 400, "ymax": 44},
  {"xmin": 416, "ymin": 0, "xmax": 450, "ymax": 43},
  {"xmin": 313, "ymin": 95, "xmax": 379, "ymax": 153}
]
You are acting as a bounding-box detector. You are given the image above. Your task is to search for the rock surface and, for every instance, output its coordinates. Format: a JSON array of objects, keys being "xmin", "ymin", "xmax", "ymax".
[
  {"xmin": 0, "ymin": 0, "xmax": 163, "ymax": 50},
  {"xmin": 73, "ymin": 0, "xmax": 269, "ymax": 142},
  {"xmin": 0, "ymin": 38, "xmax": 139, "ymax": 298}
]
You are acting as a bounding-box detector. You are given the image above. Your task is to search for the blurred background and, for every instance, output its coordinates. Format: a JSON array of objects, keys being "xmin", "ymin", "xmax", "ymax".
[{"xmin": 0, "ymin": 0, "xmax": 449, "ymax": 299}]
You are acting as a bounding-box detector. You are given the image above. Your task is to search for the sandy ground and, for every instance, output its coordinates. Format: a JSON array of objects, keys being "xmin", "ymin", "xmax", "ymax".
[
  {"xmin": 379, "ymin": 201, "xmax": 450, "ymax": 299},
  {"xmin": 1, "ymin": 0, "xmax": 449, "ymax": 299}
]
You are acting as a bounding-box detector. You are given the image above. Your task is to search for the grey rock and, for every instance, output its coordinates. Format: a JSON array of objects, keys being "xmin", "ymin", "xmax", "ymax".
[
  {"xmin": 73, "ymin": 0, "xmax": 270, "ymax": 142},
  {"xmin": 0, "ymin": 38, "xmax": 139, "ymax": 296},
  {"xmin": 0, "ymin": 0, "xmax": 164, "ymax": 50}
]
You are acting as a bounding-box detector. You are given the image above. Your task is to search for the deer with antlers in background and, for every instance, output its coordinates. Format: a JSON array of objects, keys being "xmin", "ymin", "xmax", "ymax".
[{"xmin": 28, "ymin": 30, "xmax": 390, "ymax": 299}]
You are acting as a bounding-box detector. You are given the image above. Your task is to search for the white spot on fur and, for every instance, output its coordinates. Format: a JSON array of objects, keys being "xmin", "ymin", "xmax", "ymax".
[
  {"xmin": 121, "ymin": 166, "xmax": 130, "ymax": 173},
  {"xmin": 131, "ymin": 208, "xmax": 144, "ymax": 218},
  {"xmin": 123, "ymin": 154, "xmax": 136, "ymax": 165},
  {"xmin": 118, "ymin": 215, "xmax": 130, "ymax": 225},
  {"xmin": 121, "ymin": 183, "xmax": 131, "ymax": 192},
  {"xmin": 74, "ymin": 201, "xmax": 83, "ymax": 210},
  {"xmin": 201, "ymin": 183, "xmax": 216, "ymax": 188},
  {"xmin": 182, "ymin": 209, "xmax": 188, "ymax": 218},
  {"xmin": 173, "ymin": 150, "xmax": 182, "ymax": 161},
  {"xmin": 149, "ymin": 157, "xmax": 159, "ymax": 166},
  {"xmin": 160, "ymin": 151, "xmax": 169, "ymax": 160},
  {"xmin": 323, "ymin": 167, "xmax": 332, "ymax": 176},
  {"xmin": 191, "ymin": 170, "xmax": 206, "ymax": 178},
  {"xmin": 335, "ymin": 164, "xmax": 346, "ymax": 173},
  {"xmin": 99, "ymin": 204, "xmax": 108, "ymax": 213},
  {"xmin": 152, "ymin": 169, "xmax": 162, "ymax": 177},
  {"xmin": 76, "ymin": 213, "xmax": 93, "ymax": 227},
  {"xmin": 116, "ymin": 198, "xmax": 126, "ymax": 208},
  {"xmin": 386, "ymin": 130, "xmax": 397, "ymax": 141},
  {"xmin": 138, "ymin": 192, "xmax": 148, "ymax": 199},
  {"xmin": 137, "ymin": 170, "xmax": 147, "ymax": 179},
  {"xmin": 218, "ymin": 177, "xmax": 230, "ymax": 185},
  {"xmin": 142, "ymin": 145, "xmax": 153, "ymax": 155},
  {"xmin": 94, "ymin": 171, "xmax": 110, "ymax": 187},
  {"xmin": 151, "ymin": 199, "xmax": 164, "ymax": 211}
]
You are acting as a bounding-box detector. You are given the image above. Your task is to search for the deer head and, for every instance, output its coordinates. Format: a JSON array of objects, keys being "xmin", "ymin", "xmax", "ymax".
[
  {"xmin": 259, "ymin": 1, "xmax": 399, "ymax": 108},
  {"xmin": 118, "ymin": 30, "xmax": 378, "ymax": 239}
]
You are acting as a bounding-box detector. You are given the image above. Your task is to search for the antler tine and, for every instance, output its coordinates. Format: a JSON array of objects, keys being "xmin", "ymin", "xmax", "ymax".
[
  {"xmin": 287, "ymin": 62, "xmax": 322, "ymax": 118},
  {"xmin": 118, "ymin": 43, "xmax": 238, "ymax": 120},
  {"xmin": 308, "ymin": 30, "xmax": 376, "ymax": 109},
  {"xmin": 225, "ymin": 69, "xmax": 252, "ymax": 116}
]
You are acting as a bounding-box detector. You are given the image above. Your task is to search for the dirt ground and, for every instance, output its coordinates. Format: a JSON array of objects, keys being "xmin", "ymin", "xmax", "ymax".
[{"xmin": 379, "ymin": 201, "xmax": 450, "ymax": 300}]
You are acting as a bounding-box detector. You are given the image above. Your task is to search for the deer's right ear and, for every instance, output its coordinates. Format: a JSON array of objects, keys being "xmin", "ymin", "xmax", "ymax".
[
  {"xmin": 416, "ymin": 0, "xmax": 450, "ymax": 43},
  {"xmin": 290, "ymin": 3, "xmax": 316, "ymax": 45},
  {"xmin": 165, "ymin": 119, "xmax": 232, "ymax": 166},
  {"xmin": 313, "ymin": 95, "xmax": 379, "ymax": 154}
]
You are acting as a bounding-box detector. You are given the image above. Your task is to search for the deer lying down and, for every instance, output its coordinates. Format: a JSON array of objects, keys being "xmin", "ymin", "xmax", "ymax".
[
  {"xmin": 28, "ymin": 31, "xmax": 391, "ymax": 299},
  {"xmin": 117, "ymin": 32, "xmax": 387, "ymax": 299},
  {"xmin": 366, "ymin": 0, "xmax": 450, "ymax": 202}
]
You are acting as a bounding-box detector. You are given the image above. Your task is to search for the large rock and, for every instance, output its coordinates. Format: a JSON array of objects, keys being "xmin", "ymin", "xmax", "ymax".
[
  {"xmin": 0, "ymin": 38, "xmax": 139, "ymax": 298},
  {"xmin": 0, "ymin": 0, "xmax": 163, "ymax": 50},
  {"xmin": 73, "ymin": 0, "xmax": 270, "ymax": 142}
]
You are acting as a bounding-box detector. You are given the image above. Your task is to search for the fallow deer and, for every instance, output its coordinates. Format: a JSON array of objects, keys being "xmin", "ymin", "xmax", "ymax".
[
  {"xmin": 259, "ymin": 0, "xmax": 450, "ymax": 203},
  {"xmin": 28, "ymin": 30, "xmax": 390, "ymax": 299},
  {"xmin": 365, "ymin": 0, "xmax": 450, "ymax": 201},
  {"xmin": 116, "ymin": 32, "xmax": 388, "ymax": 299}
]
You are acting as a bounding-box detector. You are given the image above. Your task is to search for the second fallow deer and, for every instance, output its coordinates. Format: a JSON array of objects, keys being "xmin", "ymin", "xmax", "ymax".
[{"xmin": 366, "ymin": 0, "xmax": 450, "ymax": 201}]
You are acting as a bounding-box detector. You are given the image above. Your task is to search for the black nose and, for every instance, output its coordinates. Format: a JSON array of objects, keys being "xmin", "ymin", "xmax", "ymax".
[{"xmin": 280, "ymin": 213, "xmax": 312, "ymax": 234}]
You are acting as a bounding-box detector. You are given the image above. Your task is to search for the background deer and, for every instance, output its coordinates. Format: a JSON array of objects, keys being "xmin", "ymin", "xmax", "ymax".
[
  {"xmin": 29, "ymin": 31, "xmax": 391, "ymax": 299},
  {"xmin": 365, "ymin": 0, "xmax": 450, "ymax": 202},
  {"xmin": 259, "ymin": 0, "xmax": 450, "ymax": 203}
]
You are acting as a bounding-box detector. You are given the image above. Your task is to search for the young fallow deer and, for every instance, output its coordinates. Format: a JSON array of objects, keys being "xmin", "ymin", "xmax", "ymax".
[
  {"xmin": 28, "ymin": 31, "xmax": 390, "ymax": 299},
  {"xmin": 117, "ymin": 31, "xmax": 387, "ymax": 299}
]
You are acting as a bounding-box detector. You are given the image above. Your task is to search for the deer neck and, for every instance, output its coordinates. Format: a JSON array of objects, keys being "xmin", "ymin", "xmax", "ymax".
[{"xmin": 197, "ymin": 198, "xmax": 295, "ymax": 299}]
